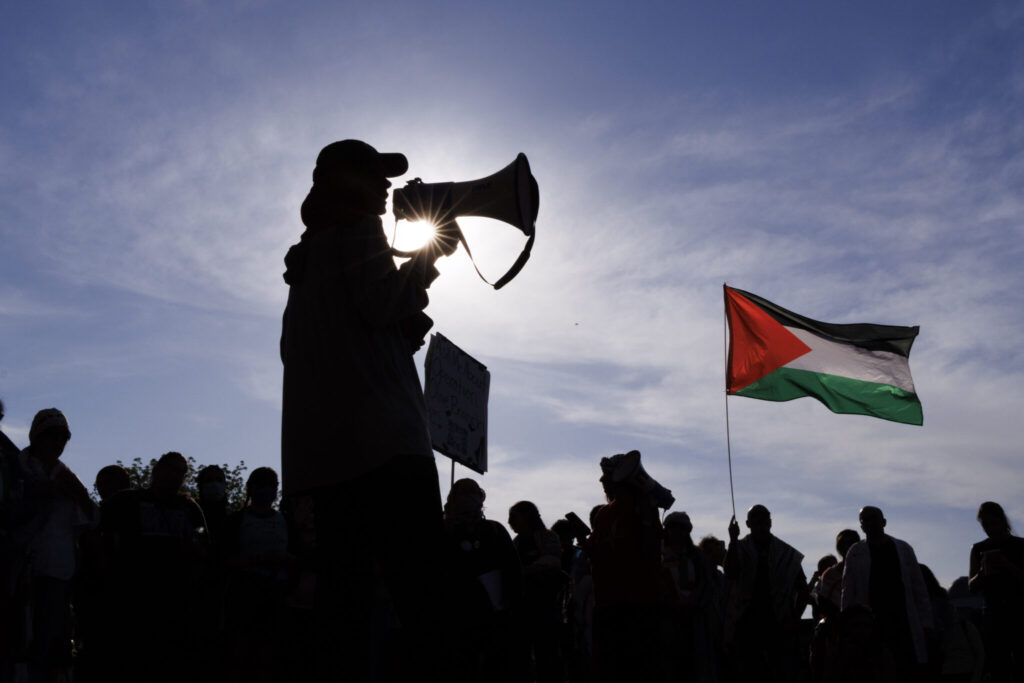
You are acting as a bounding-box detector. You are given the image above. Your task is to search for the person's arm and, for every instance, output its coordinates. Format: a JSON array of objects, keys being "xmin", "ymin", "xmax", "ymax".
[
  {"xmin": 792, "ymin": 566, "xmax": 810, "ymax": 617},
  {"xmin": 724, "ymin": 517, "xmax": 741, "ymax": 580},
  {"xmin": 840, "ymin": 544, "xmax": 863, "ymax": 611},
  {"xmin": 57, "ymin": 468, "xmax": 98, "ymax": 523},
  {"xmin": 968, "ymin": 544, "xmax": 984, "ymax": 593},
  {"xmin": 341, "ymin": 218, "xmax": 456, "ymax": 330}
]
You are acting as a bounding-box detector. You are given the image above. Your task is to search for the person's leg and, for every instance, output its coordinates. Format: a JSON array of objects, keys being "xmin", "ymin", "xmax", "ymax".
[
  {"xmin": 372, "ymin": 455, "xmax": 448, "ymax": 683},
  {"xmin": 533, "ymin": 598, "xmax": 564, "ymax": 683},
  {"xmin": 314, "ymin": 479, "xmax": 375, "ymax": 682},
  {"xmin": 28, "ymin": 576, "xmax": 72, "ymax": 683}
]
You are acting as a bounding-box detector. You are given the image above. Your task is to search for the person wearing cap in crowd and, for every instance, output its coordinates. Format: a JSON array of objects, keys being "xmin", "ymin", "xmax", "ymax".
[
  {"xmin": 17, "ymin": 408, "xmax": 97, "ymax": 682},
  {"xmin": 587, "ymin": 450, "xmax": 672, "ymax": 683},
  {"xmin": 279, "ymin": 140, "xmax": 459, "ymax": 682},
  {"xmin": 724, "ymin": 504, "xmax": 807, "ymax": 683}
]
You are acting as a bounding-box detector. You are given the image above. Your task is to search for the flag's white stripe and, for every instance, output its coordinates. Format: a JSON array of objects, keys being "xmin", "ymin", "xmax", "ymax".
[{"xmin": 783, "ymin": 327, "xmax": 916, "ymax": 393}]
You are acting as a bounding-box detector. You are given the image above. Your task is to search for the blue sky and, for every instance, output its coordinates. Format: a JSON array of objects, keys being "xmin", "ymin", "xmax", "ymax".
[{"xmin": 3, "ymin": 1, "xmax": 1023, "ymax": 590}]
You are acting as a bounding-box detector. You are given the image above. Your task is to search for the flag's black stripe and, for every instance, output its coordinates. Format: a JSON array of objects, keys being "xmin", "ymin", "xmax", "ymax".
[{"xmin": 729, "ymin": 287, "xmax": 919, "ymax": 357}]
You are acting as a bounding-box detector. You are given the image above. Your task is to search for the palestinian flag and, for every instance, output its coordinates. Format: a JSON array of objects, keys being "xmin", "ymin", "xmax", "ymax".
[{"xmin": 724, "ymin": 285, "xmax": 922, "ymax": 425}]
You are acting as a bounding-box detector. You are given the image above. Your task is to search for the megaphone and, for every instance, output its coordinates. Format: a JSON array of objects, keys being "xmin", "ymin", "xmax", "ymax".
[
  {"xmin": 392, "ymin": 153, "xmax": 539, "ymax": 289},
  {"xmin": 600, "ymin": 450, "xmax": 675, "ymax": 510}
]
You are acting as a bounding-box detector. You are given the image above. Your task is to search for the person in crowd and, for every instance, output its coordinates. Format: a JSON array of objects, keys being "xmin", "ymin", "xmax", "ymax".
[
  {"xmin": 831, "ymin": 603, "xmax": 899, "ymax": 683},
  {"xmin": 816, "ymin": 530, "xmax": 860, "ymax": 619},
  {"xmin": 968, "ymin": 501, "xmax": 1024, "ymax": 683},
  {"xmin": 279, "ymin": 493, "xmax": 317, "ymax": 683},
  {"xmin": 223, "ymin": 467, "xmax": 292, "ymax": 683},
  {"xmin": 17, "ymin": 408, "xmax": 96, "ymax": 683},
  {"xmin": 93, "ymin": 465, "xmax": 131, "ymax": 503},
  {"xmin": 75, "ymin": 464, "xmax": 131, "ymax": 681},
  {"xmin": 100, "ymin": 451, "xmax": 208, "ymax": 683},
  {"xmin": 920, "ymin": 564, "xmax": 951, "ymax": 679},
  {"xmin": 192, "ymin": 464, "xmax": 230, "ymax": 683},
  {"xmin": 196, "ymin": 464, "xmax": 229, "ymax": 545},
  {"xmin": 586, "ymin": 451, "xmax": 668, "ymax": 683},
  {"xmin": 0, "ymin": 399, "xmax": 24, "ymax": 683},
  {"xmin": 443, "ymin": 478, "xmax": 522, "ymax": 683},
  {"xmin": 809, "ymin": 529, "xmax": 860, "ymax": 683},
  {"xmin": 279, "ymin": 139, "xmax": 459, "ymax": 682},
  {"xmin": 698, "ymin": 535, "xmax": 730, "ymax": 682},
  {"xmin": 551, "ymin": 518, "xmax": 579, "ymax": 683},
  {"xmin": 947, "ymin": 576, "xmax": 983, "ymax": 627},
  {"xmin": 566, "ymin": 505, "xmax": 605, "ymax": 683},
  {"xmin": 509, "ymin": 500, "xmax": 564, "ymax": 683},
  {"xmin": 944, "ymin": 577, "xmax": 985, "ymax": 683},
  {"xmin": 724, "ymin": 504, "xmax": 807, "ymax": 683},
  {"xmin": 552, "ymin": 513, "xmax": 593, "ymax": 683},
  {"xmin": 808, "ymin": 555, "xmax": 837, "ymax": 621},
  {"xmin": 662, "ymin": 511, "xmax": 717, "ymax": 683},
  {"xmin": 841, "ymin": 506, "xmax": 933, "ymax": 680}
]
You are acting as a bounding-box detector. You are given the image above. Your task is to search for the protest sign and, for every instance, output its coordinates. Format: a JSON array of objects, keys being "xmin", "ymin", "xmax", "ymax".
[{"xmin": 424, "ymin": 333, "xmax": 489, "ymax": 474}]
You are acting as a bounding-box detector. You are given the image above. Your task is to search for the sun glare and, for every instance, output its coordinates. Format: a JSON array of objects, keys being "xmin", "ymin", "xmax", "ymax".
[{"xmin": 392, "ymin": 220, "xmax": 437, "ymax": 253}]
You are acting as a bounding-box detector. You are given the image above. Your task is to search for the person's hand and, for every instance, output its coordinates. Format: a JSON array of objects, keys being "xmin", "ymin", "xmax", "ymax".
[
  {"xmin": 728, "ymin": 516, "xmax": 740, "ymax": 542},
  {"xmin": 433, "ymin": 219, "xmax": 461, "ymax": 257}
]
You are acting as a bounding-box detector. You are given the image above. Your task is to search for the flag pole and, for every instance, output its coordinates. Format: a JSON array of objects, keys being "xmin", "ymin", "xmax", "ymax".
[{"xmin": 723, "ymin": 284, "xmax": 737, "ymax": 521}]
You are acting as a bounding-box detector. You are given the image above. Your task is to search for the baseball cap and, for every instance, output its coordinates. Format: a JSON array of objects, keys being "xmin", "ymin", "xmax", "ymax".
[{"xmin": 313, "ymin": 139, "xmax": 408, "ymax": 183}]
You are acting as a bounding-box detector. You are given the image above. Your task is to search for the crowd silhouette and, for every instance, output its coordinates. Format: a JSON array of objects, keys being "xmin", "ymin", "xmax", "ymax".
[
  {"xmin": 1, "ymin": 402, "xmax": 1022, "ymax": 682},
  {"xmin": 3, "ymin": 140, "xmax": 1023, "ymax": 683}
]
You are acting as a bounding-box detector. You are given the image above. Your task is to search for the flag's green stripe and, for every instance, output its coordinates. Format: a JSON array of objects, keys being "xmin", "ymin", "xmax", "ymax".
[{"xmin": 734, "ymin": 367, "xmax": 923, "ymax": 425}]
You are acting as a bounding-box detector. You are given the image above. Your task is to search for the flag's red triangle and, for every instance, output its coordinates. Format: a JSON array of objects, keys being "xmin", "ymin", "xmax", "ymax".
[{"xmin": 725, "ymin": 286, "xmax": 812, "ymax": 393}]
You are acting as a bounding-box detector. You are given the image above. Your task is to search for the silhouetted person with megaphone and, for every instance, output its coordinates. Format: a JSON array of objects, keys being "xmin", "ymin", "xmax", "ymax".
[{"xmin": 280, "ymin": 140, "xmax": 459, "ymax": 682}]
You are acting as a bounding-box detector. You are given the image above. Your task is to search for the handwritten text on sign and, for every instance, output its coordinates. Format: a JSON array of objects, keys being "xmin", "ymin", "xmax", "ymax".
[{"xmin": 424, "ymin": 333, "xmax": 490, "ymax": 474}]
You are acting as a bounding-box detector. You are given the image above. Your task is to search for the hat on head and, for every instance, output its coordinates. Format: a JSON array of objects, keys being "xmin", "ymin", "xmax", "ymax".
[
  {"xmin": 313, "ymin": 140, "xmax": 408, "ymax": 183},
  {"xmin": 599, "ymin": 450, "xmax": 675, "ymax": 509},
  {"xmin": 29, "ymin": 408, "xmax": 70, "ymax": 442}
]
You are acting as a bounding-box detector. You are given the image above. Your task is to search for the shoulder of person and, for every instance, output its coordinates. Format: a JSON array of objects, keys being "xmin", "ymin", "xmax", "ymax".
[
  {"xmin": 1006, "ymin": 535, "xmax": 1024, "ymax": 549},
  {"xmin": 845, "ymin": 540, "xmax": 868, "ymax": 558},
  {"xmin": 891, "ymin": 536, "xmax": 917, "ymax": 556},
  {"xmin": 483, "ymin": 519, "xmax": 510, "ymax": 538}
]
